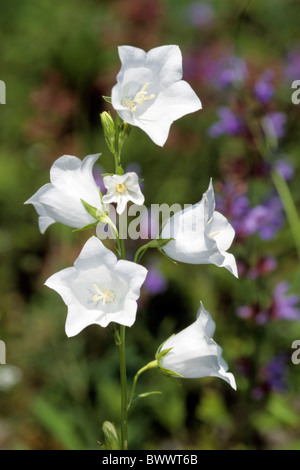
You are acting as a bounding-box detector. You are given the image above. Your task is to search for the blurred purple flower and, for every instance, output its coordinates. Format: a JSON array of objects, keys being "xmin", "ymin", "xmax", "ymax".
[
  {"xmin": 254, "ymin": 69, "xmax": 275, "ymax": 105},
  {"xmin": 237, "ymin": 304, "xmax": 267, "ymax": 325},
  {"xmin": 262, "ymin": 111, "xmax": 287, "ymax": 140},
  {"xmin": 184, "ymin": 2, "xmax": 215, "ymax": 27},
  {"xmin": 93, "ymin": 164, "xmax": 106, "ymax": 193},
  {"xmin": 285, "ymin": 49, "xmax": 300, "ymax": 80},
  {"xmin": 253, "ymin": 353, "xmax": 288, "ymax": 399},
  {"xmin": 243, "ymin": 195, "xmax": 284, "ymax": 241},
  {"xmin": 208, "ymin": 107, "xmax": 243, "ymax": 138},
  {"xmin": 270, "ymin": 281, "xmax": 300, "ymax": 321},
  {"xmin": 217, "ymin": 56, "xmax": 248, "ymax": 89},
  {"xmin": 143, "ymin": 265, "xmax": 167, "ymax": 295},
  {"xmin": 249, "ymin": 256, "xmax": 278, "ymax": 280},
  {"xmin": 216, "ymin": 183, "xmax": 250, "ymax": 238},
  {"xmin": 263, "ymin": 354, "xmax": 288, "ymax": 392},
  {"xmin": 274, "ymin": 158, "xmax": 294, "ymax": 181}
]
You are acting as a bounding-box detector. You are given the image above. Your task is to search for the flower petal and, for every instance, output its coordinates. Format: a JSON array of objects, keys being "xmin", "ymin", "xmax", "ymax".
[
  {"xmin": 73, "ymin": 236, "xmax": 117, "ymax": 271},
  {"xmin": 160, "ymin": 302, "xmax": 236, "ymax": 389}
]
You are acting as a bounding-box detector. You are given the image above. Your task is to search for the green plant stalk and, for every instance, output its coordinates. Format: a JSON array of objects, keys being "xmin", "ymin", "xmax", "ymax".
[
  {"xmin": 118, "ymin": 324, "xmax": 128, "ymax": 450},
  {"xmin": 128, "ymin": 361, "xmax": 158, "ymax": 410},
  {"xmin": 271, "ymin": 170, "xmax": 300, "ymax": 260},
  {"xmin": 117, "ymin": 172, "xmax": 128, "ymax": 450},
  {"xmin": 246, "ymin": 114, "xmax": 300, "ymax": 261}
]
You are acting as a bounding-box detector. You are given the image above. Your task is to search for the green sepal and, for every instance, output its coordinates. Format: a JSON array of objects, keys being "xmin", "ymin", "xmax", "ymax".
[
  {"xmin": 102, "ymin": 96, "xmax": 112, "ymax": 104},
  {"xmin": 156, "ymin": 238, "xmax": 174, "ymax": 248},
  {"xmin": 155, "ymin": 339, "xmax": 183, "ymax": 378},
  {"xmin": 100, "ymin": 421, "xmax": 121, "ymax": 450},
  {"xmin": 158, "ymin": 366, "xmax": 183, "ymax": 378},
  {"xmin": 80, "ymin": 199, "xmax": 99, "ymax": 219},
  {"xmin": 72, "ymin": 222, "xmax": 98, "ymax": 232}
]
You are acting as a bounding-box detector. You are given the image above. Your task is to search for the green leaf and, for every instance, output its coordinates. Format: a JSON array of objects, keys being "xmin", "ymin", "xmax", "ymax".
[
  {"xmin": 133, "ymin": 391, "xmax": 162, "ymax": 404},
  {"xmin": 31, "ymin": 397, "xmax": 83, "ymax": 450}
]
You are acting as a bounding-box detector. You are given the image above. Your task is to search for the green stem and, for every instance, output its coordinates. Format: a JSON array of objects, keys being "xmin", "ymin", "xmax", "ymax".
[
  {"xmin": 119, "ymin": 324, "xmax": 128, "ymax": 450},
  {"xmin": 118, "ymin": 210, "xmax": 128, "ymax": 449},
  {"xmin": 246, "ymin": 114, "xmax": 300, "ymax": 261},
  {"xmin": 271, "ymin": 170, "xmax": 300, "ymax": 260},
  {"xmin": 128, "ymin": 360, "xmax": 158, "ymax": 412}
]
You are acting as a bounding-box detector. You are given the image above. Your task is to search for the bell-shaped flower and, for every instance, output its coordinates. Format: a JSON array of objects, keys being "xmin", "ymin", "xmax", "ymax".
[
  {"xmin": 25, "ymin": 154, "xmax": 104, "ymax": 233},
  {"xmin": 160, "ymin": 179, "xmax": 238, "ymax": 277},
  {"xmin": 45, "ymin": 236, "xmax": 148, "ymax": 337},
  {"xmin": 102, "ymin": 172, "xmax": 144, "ymax": 214},
  {"xmin": 157, "ymin": 302, "xmax": 236, "ymax": 390},
  {"xmin": 111, "ymin": 45, "xmax": 202, "ymax": 147}
]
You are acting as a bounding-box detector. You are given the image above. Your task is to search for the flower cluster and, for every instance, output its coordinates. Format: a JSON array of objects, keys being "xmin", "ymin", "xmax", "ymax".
[{"xmin": 26, "ymin": 44, "xmax": 238, "ymax": 449}]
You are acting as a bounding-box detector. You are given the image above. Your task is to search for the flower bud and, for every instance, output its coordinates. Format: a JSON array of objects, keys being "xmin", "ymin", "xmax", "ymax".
[
  {"xmin": 102, "ymin": 421, "xmax": 121, "ymax": 450},
  {"xmin": 100, "ymin": 111, "xmax": 116, "ymax": 153}
]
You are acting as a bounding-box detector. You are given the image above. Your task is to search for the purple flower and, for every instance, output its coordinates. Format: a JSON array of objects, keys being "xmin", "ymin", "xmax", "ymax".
[
  {"xmin": 243, "ymin": 195, "xmax": 284, "ymax": 241},
  {"xmin": 270, "ymin": 282, "xmax": 300, "ymax": 321},
  {"xmin": 143, "ymin": 265, "xmax": 167, "ymax": 295},
  {"xmin": 217, "ymin": 56, "xmax": 248, "ymax": 89},
  {"xmin": 253, "ymin": 354, "xmax": 288, "ymax": 399},
  {"xmin": 216, "ymin": 183, "xmax": 250, "ymax": 238},
  {"xmin": 254, "ymin": 69, "xmax": 275, "ymax": 105},
  {"xmin": 285, "ymin": 49, "xmax": 300, "ymax": 80},
  {"xmin": 274, "ymin": 158, "xmax": 294, "ymax": 181},
  {"xmin": 249, "ymin": 256, "xmax": 278, "ymax": 280},
  {"xmin": 208, "ymin": 107, "xmax": 243, "ymax": 138},
  {"xmin": 264, "ymin": 354, "xmax": 288, "ymax": 392},
  {"xmin": 262, "ymin": 111, "xmax": 287, "ymax": 140},
  {"xmin": 184, "ymin": 2, "xmax": 215, "ymax": 27}
]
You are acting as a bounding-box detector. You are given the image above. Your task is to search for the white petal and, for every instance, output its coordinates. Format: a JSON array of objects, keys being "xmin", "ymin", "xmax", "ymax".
[
  {"xmin": 160, "ymin": 302, "xmax": 236, "ymax": 389},
  {"xmin": 132, "ymin": 116, "xmax": 173, "ymax": 147},
  {"xmin": 209, "ymin": 211, "xmax": 235, "ymax": 252},
  {"xmin": 74, "ymin": 236, "xmax": 117, "ymax": 271},
  {"xmin": 39, "ymin": 186, "xmax": 95, "ymax": 228},
  {"xmin": 118, "ymin": 45, "xmax": 147, "ymax": 68},
  {"xmin": 115, "ymin": 259, "xmax": 148, "ymax": 299},
  {"xmin": 50, "ymin": 153, "xmax": 101, "ymax": 209},
  {"xmin": 210, "ymin": 251, "xmax": 239, "ymax": 278},
  {"xmin": 143, "ymin": 80, "xmax": 202, "ymax": 123},
  {"xmin": 146, "ymin": 45, "xmax": 183, "ymax": 88},
  {"xmin": 65, "ymin": 303, "xmax": 102, "ymax": 337}
]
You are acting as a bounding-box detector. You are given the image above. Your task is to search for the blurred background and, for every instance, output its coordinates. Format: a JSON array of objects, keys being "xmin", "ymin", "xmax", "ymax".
[{"xmin": 1, "ymin": 0, "xmax": 300, "ymax": 450}]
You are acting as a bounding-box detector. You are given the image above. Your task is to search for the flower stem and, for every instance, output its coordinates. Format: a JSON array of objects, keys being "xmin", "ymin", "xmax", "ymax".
[
  {"xmin": 271, "ymin": 170, "xmax": 300, "ymax": 261},
  {"xmin": 118, "ymin": 210, "xmax": 128, "ymax": 450},
  {"xmin": 118, "ymin": 324, "xmax": 128, "ymax": 450},
  {"xmin": 128, "ymin": 360, "xmax": 158, "ymax": 411}
]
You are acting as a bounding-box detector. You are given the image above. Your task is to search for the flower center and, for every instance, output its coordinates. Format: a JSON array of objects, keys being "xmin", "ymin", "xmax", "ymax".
[
  {"xmin": 116, "ymin": 183, "xmax": 127, "ymax": 194},
  {"xmin": 92, "ymin": 284, "xmax": 116, "ymax": 305},
  {"xmin": 122, "ymin": 82, "xmax": 155, "ymax": 112}
]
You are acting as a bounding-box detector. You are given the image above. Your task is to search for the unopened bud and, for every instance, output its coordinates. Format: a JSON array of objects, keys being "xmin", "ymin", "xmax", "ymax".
[{"xmin": 100, "ymin": 111, "xmax": 116, "ymax": 153}]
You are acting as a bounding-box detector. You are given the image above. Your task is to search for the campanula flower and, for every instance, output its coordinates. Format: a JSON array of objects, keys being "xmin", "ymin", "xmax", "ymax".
[
  {"xmin": 157, "ymin": 302, "xmax": 236, "ymax": 389},
  {"xmin": 111, "ymin": 45, "xmax": 202, "ymax": 146},
  {"xmin": 45, "ymin": 236, "xmax": 148, "ymax": 336},
  {"xmin": 161, "ymin": 179, "xmax": 238, "ymax": 277},
  {"xmin": 25, "ymin": 154, "xmax": 103, "ymax": 232},
  {"xmin": 102, "ymin": 172, "xmax": 144, "ymax": 214}
]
